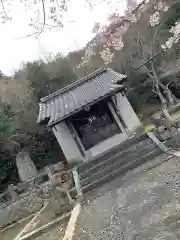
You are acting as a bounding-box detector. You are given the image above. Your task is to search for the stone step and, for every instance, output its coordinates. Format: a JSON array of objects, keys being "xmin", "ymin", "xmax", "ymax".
[
  {"xmin": 77, "ymin": 133, "xmax": 150, "ymax": 174},
  {"xmin": 81, "ymin": 147, "xmax": 162, "ymax": 193},
  {"xmin": 80, "ymin": 142, "xmax": 158, "ymax": 187},
  {"xmin": 79, "ymin": 138, "xmax": 153, "ymax": 180}
]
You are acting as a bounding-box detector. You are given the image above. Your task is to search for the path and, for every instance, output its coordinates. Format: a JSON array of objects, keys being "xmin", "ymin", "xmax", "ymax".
[
  {"xmin": 2, "ymin": 153, "xmax": 180, "ymax": 239},
  {"xmin": 73, "ymin": 154, "xmax": 180, "ymax": 239}
]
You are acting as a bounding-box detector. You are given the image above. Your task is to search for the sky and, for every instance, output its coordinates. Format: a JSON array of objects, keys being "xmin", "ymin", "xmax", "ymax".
[{"xmin": 0, "ymin": 0, "xmax": 140, "ymax": 75}]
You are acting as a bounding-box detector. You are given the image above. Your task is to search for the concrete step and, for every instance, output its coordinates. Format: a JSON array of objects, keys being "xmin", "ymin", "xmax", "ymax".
[
  {"xmin": 77, "ymin": 133, "xmax": 150, "ymax": 174},
  {"xmin": 79, "ymin": 138, "xmax": 153, "ymax": 180},
  {"xmin": 80, "ymin": 142, "xmax": 158, "ymax": 187},
  {"xmin": 81, "ymin": 147, "xmax": 162, "ymax": 193},
  {"xmin": 72, "ymin": 133, "xmax": 164, "ymax": 194}
]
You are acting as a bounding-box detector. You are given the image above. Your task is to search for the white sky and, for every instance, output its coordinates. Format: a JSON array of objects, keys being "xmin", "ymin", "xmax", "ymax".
[{"xmin": 0, "ymin": 0, "xmax": 140, "ymax": 75}]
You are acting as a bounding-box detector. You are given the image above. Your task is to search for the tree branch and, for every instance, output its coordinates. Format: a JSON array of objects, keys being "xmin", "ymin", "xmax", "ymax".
[
  {"xmin": 13, "ymin": 0, "xmax": 46, "ymax": 39},
  {"xmin": 151, "ymin": 21, "xmax": 168, "ymax": 58},
  {"xmin": 137, "ymin": 32, "xmax": 143, "ymax": 56},
  {"xmin": 143, "ymin": 65, "xmax": 154, "ymax": 78},
  {"xmin": 0, "ymin": 0, "xmax": 8, "ymax": 17},
  {"xmin": 150, "ymin": 60, "xmax": 167, "ymax": 105},
  {"xmin": 131, "ymin": 50, "xmax": 165, "ymax": 73},
  {"xmin": 35, "ymin": 0, "xmax": 46, "ymax": 37}
]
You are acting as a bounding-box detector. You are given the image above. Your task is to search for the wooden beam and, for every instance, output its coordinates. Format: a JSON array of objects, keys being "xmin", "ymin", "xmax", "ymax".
[
  {"xmin": 13, "ymin": 201, "xmax": 50, "ymax": 240},
  {"xmin": 18, "ymin": 212, "xmax": 71, "ymax": 240},
  {"xmin": 63, "ymin": 202, "xmax": 81, "ymax": 240}
]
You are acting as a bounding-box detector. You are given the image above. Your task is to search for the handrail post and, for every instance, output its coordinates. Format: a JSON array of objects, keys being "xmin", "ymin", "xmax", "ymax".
[{"xmin": 72, "ymin": 167, "xmax": 83, "ymax": 199}]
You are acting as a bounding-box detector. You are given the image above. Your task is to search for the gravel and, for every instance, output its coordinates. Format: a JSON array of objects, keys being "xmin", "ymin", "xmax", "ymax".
[
  {"xmin": 34, "ymin": 223, "xmax": 66, "ymax": 240},
  {"xmin": 73, "ymin": 155, "xmax": 180, "ymax": 240},
  {"xmin": 154, "ymin": 156, "xmax": 180, "ymax": 199},
  {"xmin": 2, "ymin": 154, "xmax": 180, "ymax": 240}
]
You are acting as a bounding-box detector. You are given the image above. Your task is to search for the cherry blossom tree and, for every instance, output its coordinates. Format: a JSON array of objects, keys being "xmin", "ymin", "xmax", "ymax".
[
  {"xmin": 78, "ymin": 0, "xmax": 180, "ymax": 113},
  {"xmin": 0, "ymin": 0, "xmax": 69, "ymax": 38},
  {"xmin": 134, "ymin": 0, "xmax": 180, "ymax": 122},
  {"xmin": 1, "ymin": 0, "xmax": 179, "ymax": 109},
  {"xmin": 77, "ymin": 0, "xmax": 141, "ymax": 68},
  {"xmin": 161, "ymin": 21, "xmax": 180, "ymax": 51},
  {"xmin": 78, "ymin": 0, "xmax": 173, "ymax": 67},
  {"xmin": 147, "ymin": 1, "xmax": 180, "ymax": 109}
]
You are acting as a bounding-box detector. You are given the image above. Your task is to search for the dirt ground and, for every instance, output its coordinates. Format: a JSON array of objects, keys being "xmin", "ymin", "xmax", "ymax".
[
  {"xmin": 1, "ymin": 221, "xmax": 67, "ymax": 240},
  {"xmin": 0, "ymin": 216, "xmax": 34, "ymax": 240},
  {"xmin": 33, "ymin": 222, "xmax": 68, "ymax": 240},
  {"xmin": 0, "ymin": 194, "xmax": 71, "ymax": 240}
]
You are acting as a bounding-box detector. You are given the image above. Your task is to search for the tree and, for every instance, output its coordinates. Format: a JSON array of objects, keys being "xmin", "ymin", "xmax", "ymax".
[
  {"xmin": 81, "ymin": 1, "xmax": 180, "ymax": 111},
  {"xmin": 19, "ymin": 56, "xmax": 76, "ymax": 101},
  {"xmin": 0, "ymin": 0, "xmax": 138, "ymax": 35},
  {"xmin": 0, "ymin": 56, "xmax": 76, "ymax": 191},
  {"xmin": 0, "ymin": 0, "xmax": 177, "ymax": 72}
]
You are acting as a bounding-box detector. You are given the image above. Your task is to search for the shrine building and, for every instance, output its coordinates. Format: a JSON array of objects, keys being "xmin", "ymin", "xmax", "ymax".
[{"xmin": 37, "ymin": 68, "xmax": 141, "ymax": 166}]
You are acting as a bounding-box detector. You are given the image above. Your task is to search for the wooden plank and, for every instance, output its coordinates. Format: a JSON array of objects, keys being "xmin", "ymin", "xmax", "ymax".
[
  {"xmin": 72, "ymin": 168, "xmax": 83, "ymax": 198},
  {"xmin": 19, "ymin": 212, "xmax": 71, "ymax": 240},
  {"xmin": 62, "ymin": 202, "xmax": 81, "ymax": 240},
  {"xmin": 0, "ymin": 213, "xmax": 35, "ymax": 233},
  {"xmin": 13, "ymin": 201, "xmax": 50, "ymax": 240}
]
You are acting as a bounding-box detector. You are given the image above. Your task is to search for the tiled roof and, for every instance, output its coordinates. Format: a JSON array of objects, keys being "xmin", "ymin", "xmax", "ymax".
[{"xmin": 37, "ymin": 68, "xmax": 127, "ymax": 126}]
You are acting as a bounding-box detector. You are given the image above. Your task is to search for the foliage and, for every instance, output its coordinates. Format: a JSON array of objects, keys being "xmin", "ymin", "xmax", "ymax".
[
  {"xmin": 22, "ymin": 57, "xmax": 76, "ymax": 101},
  {"xmin": 164, "ymin": 2, "xmax": 180, "ymax": 29},
  {"xmin": 0, "ymin": 56, "xmax": 75, "ymax": 191},
  {"xmin": 0, "ymin": 99, "xmax": 14, "ymax": 137}
]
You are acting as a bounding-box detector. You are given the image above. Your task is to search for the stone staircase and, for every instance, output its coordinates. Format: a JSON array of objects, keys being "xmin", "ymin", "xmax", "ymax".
[{"xmin": 76, "ymin": 133, "xmax": 162, "ymax": 193}]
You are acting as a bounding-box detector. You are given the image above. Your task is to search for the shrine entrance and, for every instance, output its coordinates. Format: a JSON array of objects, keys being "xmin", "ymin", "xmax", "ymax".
[{"xmin": 70, "ymin": 100, "xmax": 125, "ymax": 151}]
